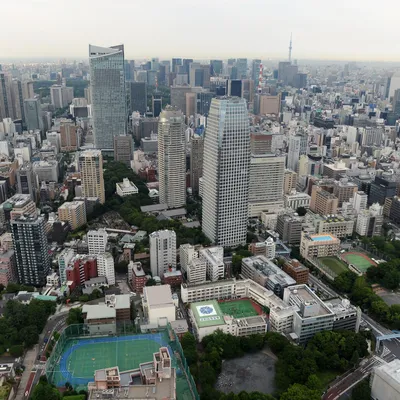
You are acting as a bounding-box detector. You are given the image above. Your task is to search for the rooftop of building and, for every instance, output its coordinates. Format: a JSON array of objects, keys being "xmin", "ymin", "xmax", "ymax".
[
  {"xmin": 324, "ymin": 298, "xmax": 358, "ymax": 316},
  {"xmin": 307, "ymin": 233, "xmax": 339, "ymax": 242},
  {"xmin": 317, "ymin": 189, "xmax": 338, "ymax": 200},
  {"xmin": 116, "ymin": 178, "xmax": 138, "ymax": 191},
  {"xmin": 58, "ymin": 200, "xmax": 85, "ymax": 210},
  {"xmin": 82, "ymin": 304, "xmax": 116, "ymax": 320},
  {"xmin": 105, "ymin": 294, "xmax": 131, "ymax": 309},
  {"xmin": 130, "ymin": 261, "xmax": 146, "ymax": 277},
  {"xmin": 190, "ymin": 300, "xmax": 226, "ymax": 328},
  {"xmin": 1, "ymin": 194, "xmax": 33, "ymax": 209},
  {"xmin": 374, "ymin": 359, "xmax": 400, "ymax": 384},
  {"xmin": 163, "ymin": 269, "xmax": 182, "ymax": 278},
  {"xmin": 285, "ymin": 285, "xmax": 334, "ymax": 318},
  {"xmin": 285, "ymin": 259, "xmax": 308, "ymax": 272},
  {"xmin": 144, "ymin": 285, "xmax": 174, "ymax": 308}
]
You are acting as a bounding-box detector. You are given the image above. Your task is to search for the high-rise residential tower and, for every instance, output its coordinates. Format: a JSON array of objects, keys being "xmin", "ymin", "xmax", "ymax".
[
  {"xmin": 190, "ymin": 134, "xmax": 204, "ymax": 195},
  {"xmin": 79, "ymin": 149, "xmax": 105, "ymax": 204},
  {"xmin": 89, "ymin": 44, "xmax": 127, "ymax": 151},
  {"xmin": 158, "ymin": 106, "xmax": 186, "ymax": 209},
  {"xmin": 149, "ymin": 230, "xmax": 176, "ymax": 278},
  {"xmin": 11, "ymin": 214, "xmax": 50, "ymax": 286},
  {"xmin": 202, "ymin": 97, "xmax": 250, "ymax": 246}
]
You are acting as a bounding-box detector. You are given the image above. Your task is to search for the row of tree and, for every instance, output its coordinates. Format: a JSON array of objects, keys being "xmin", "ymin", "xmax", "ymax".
[
  {"xmin": 334, "ymin": 271, "xmax": 400, "ymax": 329},
  {"xmin": 181, "ymin": 329, "xmax": 368, "ymax": 400},
  {"xmin": 0, "ymin": 299, "xmax": 55, "ymax": 355}
]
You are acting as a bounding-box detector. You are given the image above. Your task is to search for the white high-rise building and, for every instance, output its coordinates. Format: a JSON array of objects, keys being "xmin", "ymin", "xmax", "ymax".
[
  {"xmin": 58, "ymin": 248, "xmax": 75, "ymax": 284},
  {"xmin": 265, "ymin": 237, "xmax": 276, "ymax": 259},
  {"xmin": 199, "ymin": 246, "xmax": 225, "ymax": 281},
  {"xmin": 149, "ymin": 230, "xmax": 176, "ymax": 278},
  {"xmin": 89, "ymin": 44, "xmax": 127, "ymax": 151},
  {"xmin": 179, "ymin": 243, "xmax": 198, "ymax": 272},
  {"xmin": 248, "ymin": 154, "xmax": 285, "ymax": 217},
  {"xmin": 351, "ymin": 191, "xmax": 368, "ymax": 214},
  {"xmin": 187, "ymin": 258, "xmax": 207, "ymax": 284},
  {"xmin": 287, "ymin": 134, "xmax": 301, "ymax": 172},
  {"xmin": 87, "ymin": 229, "xmax": 108, "ymax": 255},
  {"xmin": 158, "ymin": 106, "xmax": 186, "ymax": 209},
  {"xmin": 79, "ymin": 149, "xmax": 105, "ymax": 204},
  {"xmin": 202, "ymin": 97, "xmax": 250, "ymax": 246},
  {"xmin": 97, "ymin": 253, "xmax": 115, "ymax": 285}
]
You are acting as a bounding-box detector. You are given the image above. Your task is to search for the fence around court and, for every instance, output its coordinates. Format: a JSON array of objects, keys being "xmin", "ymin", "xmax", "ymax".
[{"xmin": 45, "ymin": 323, "xmax": 199, "ymax": 400}]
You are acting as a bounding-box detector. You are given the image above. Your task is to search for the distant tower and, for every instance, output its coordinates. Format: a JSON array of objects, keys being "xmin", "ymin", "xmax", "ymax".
[
  {"xmin": 289, "ymin": 33, "xmax": 293, "ymax": 63},
  {"xmin": 258, "ymin": 64, "xmax": 263, "ymax": 93}
]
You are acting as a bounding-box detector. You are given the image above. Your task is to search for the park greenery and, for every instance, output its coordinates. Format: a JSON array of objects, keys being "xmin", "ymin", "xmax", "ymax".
[
  {"xmin": 31, "ymin": 376, "xmax": 87, "ymax": 400},
  {"xmin": 333, "ymin": 271, "xmax": 400, "ymax": 329},
  {"xmin": 91, "ymin": 161, "xmax": 211, "ymax": 247},
  {"xmin": 181, "ymin": 329, "xmax": 368, "ymax": 400},
  {"xmin": 0, "ymin": 299, "xmax": 55, "ymax": 355},
  {"xmin": 66, "ymin": 307, "xmax": 84, "ymax": 326}
]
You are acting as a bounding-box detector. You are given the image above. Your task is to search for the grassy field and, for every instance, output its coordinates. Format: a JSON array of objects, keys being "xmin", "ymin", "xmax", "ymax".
[{"xmin": 319, "ymin": 257, "xmax": 348, "ymax": 275}]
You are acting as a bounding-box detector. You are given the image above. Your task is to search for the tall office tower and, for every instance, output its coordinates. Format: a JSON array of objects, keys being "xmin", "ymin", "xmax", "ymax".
[
  {"xmin": 11, "ymin": 79, "xmax": 25, "ymax": 122},
  {"xmin": 11, "ymin": 214, "xmax": 50, "ymax": 286},
  {"xmin": 24, "ymin": 99, "xmax": 43, "ymax": 131},
  {"xmin": 210, "ymin": 60, "xmax": 223, "ymax": 76},
  {"xmin": 284, "ymin": 169, "xmax": 298, "ymax": 194},
  {"xmin": 252, "ymin": 59, "xmax": 262, "ymax": 84},
  {"xmin": 196, "ymin": 91, "xmax": 214, "ymax": 116},
  {"xmin": 185, "ymin": 92, "xmax": 196, "ymax": 120},
  {"xmin": 202, "ymin": 97, "xmax": 250, "ymax": 246},
  {"xmin": 147, "ymin": 70, "xmax": 157, "ymax": 86},
  {"xmin": 114, "ymin": 135, "xmax": 133, "ymax": 166},
  {"xmin": 392, "ymin": 89, "xmax": 400, "ymax": 117},
  {"xmin": 158, "ymin": 107, "xmax": 186, "ymax": 209},
  {"xmin": 248, "ymin": 133, "xmax": 285, "ymax": 217},
  {"xmin": 182, "ymin": 59, "xmax": 193, "ymax": 77},
  {"xmin": 241, "ymin": 79, "xmax": 254, "ymax": 104},
  {"xmin": 190, "ymin": 133, "xmax": 204, "ymax": 195},
  {"xmin": 84, "ymin": 87, "xmax": 92, "ymax": 104},
  {"xmin": 149, "ymin": 230, "xmax": 176, "ymax": 278},
  {"xmin": 227, "ymin": 80, "xmax": 242, "ymax": 97},
  {"xmin": 287, "ymin": 133, "xmax": 307, "ymax": 172},
  {"xmin": 129, "ymin": 81, "xmax": 147, "ymax": 115},
  {"xmin": 236, "ymin": 58, "xmax": 248, "ymax": 78},
  {"xmin": 124, "ymin": 60, "xmax": 132, "ymax": 80},
  {"xmin": 89, "ymin": 44, "xmax": 127, "ymax": 151},
  {"xmin": 50, "ymin": 85, "xmax": 64, "ymax": 108},
  {"xmin": 87, "ymin": 229, "xmax": 108, "ymax": 254},
  {"xmin": 16, "ymin": 163, "xmax": 37, "ymax": 201},
  {"xmin": 152, "ymin": 93, "xmax": 162, "ymax": 117},
  {"xmin": 60, "ymin": 119, "xmax": 79, "ymax": 151},
  {"xmin": 22, "ymin": 81, "xmax": 34, "ymax": 100},
  {"xmin": 172, "ymin": 58, "xmax": 182, "ymax": 74},
  {"xmin": 0, "ymin": 72, "xmax": 13, "ymax": 119},
  {"xmin": 79, "ymin": 149, "xmax": 105, "ymax": 204}
]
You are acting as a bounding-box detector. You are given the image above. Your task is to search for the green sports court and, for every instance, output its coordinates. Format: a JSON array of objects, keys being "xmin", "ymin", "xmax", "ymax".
[
  {"xmin": 52, "ymin": 333, "xmax": 170, "ymax": 387},
  {"xmin": 341, "ymin": 251, "xmax": 376, "ymax": 272},
  {"xmin": 319, "ymin": 257, "xmax": 349, "ymax": 275},
  {"xmin": 218, "ymin": 299, "xmax": 261, "ymax": 319}
]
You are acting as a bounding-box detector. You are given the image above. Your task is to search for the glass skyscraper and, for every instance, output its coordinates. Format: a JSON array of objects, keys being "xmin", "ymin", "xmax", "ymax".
[
  {"xmin": 202, "ymin": 97, "xmax": 250, "ymax": 246},
  {"xmin": 89, "ymin": 44, "xmax": 127, "ymax": 151}
]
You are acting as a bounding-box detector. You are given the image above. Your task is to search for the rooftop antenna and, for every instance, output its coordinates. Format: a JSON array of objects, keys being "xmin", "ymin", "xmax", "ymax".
[{"xmin": 289, "ymin": 33, "xmax": 293, "ymax": 63}]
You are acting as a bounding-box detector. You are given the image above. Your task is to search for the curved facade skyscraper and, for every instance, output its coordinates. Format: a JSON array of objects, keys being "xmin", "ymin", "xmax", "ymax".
[
  {"xmin": 202, "ymin": 97, "xmax": 250, "ymax": 247},
  {"xmin": 89, "ymin": 44, "xmax": 127, "ymax": 151}
]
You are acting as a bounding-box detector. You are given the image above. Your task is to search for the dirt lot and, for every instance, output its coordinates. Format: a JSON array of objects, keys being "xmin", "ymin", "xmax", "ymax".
[{"xmin": 215, "ymin": 350, "xmax": 276, "ymax": 394}]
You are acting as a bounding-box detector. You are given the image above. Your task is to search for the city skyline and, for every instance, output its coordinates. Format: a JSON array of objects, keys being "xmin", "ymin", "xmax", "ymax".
[{"xmin": 2, "ymin": 0, "xmax": 400, "ymax": 62}]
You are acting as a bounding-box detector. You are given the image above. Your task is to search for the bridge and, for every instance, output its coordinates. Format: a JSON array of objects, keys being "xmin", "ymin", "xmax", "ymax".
[{"xmin": 376, "ymin": 331, "xmax": 400, "ymax": 350}]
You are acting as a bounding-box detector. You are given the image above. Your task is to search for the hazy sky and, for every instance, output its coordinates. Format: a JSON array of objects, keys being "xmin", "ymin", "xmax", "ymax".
[{"xmin": 2, "ymin": 0, "xmax": 400, "ymax": 61}]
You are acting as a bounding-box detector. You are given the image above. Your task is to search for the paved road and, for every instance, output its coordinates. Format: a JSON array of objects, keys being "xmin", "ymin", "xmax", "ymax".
[
  {"xmin": 14, "ymin": 345, "xmax": 38, "ymax": 400},
  {"xmin": 323, "ymin": 356, "xmax": 385, "ymax": 400}
]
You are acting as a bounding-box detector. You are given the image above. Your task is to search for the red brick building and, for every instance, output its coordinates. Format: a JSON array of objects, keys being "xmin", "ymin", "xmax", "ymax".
[{"xmin": 66, "ymin": 255, "xmax": 97, "ymax": 290}]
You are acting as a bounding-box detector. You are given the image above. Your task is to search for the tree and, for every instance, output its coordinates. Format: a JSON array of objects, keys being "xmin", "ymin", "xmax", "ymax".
[
  {"xmin": 280, "ymin": 384, "xmax": 321, "ymax": 400},
  {"xmin": 145, "ymin": 278, "xmax": 157, "ymax": 286},
  {"xmin": 350, "ymin": 350, "xmax": 360, "ymax": 368},
  {"xmin": 9, "ymin": 345, "xmax": 24, "ymax": 357},
  {"xmin": 31, "ymin": 381, "xmax": 61, "ymax": 400},
  {"xmin": 296, "ymin": 206, "xmax": 307, "ymax": 216},
  {"xmin": 66, "ymin": 308, "xmax": 84, "ymax": 325},
  {"xmin": 115, "ymin": 260, "xmax": 128, "ymax": 274},
  {"xmin": 351, "ymin": 379, "xmax": 371, "ymax": 400}
]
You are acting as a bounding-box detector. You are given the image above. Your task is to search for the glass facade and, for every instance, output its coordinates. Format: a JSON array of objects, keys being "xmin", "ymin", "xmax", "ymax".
[{"xmin": 89, "ymin": 45, "xmax": 127, "ymax": 150}]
